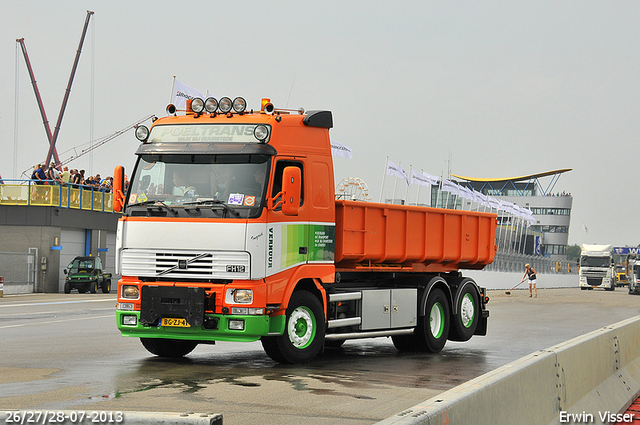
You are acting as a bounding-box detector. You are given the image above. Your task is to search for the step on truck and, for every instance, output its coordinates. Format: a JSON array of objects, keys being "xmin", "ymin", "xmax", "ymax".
[{"xmin": 112, "ymin": 96, "xmax": 497, "ymax": 363}]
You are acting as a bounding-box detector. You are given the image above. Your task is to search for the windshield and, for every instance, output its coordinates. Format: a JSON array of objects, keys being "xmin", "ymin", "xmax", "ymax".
[
  {"xmin": 580, "ymin": 256, "xmax": 611, "ymax": 268},
  {"xmin": 125, "ymin": 154, "xmax": 270, "ymax": 218},
  {"xmin": 68, "ymin": 258, "xmax": 95, "ymax": 271}
]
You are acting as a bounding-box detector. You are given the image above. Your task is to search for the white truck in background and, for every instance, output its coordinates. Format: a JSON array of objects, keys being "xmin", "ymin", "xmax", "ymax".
[
  {"xmin": 628, "ymin": 256, "xmax": 640, "ymax": 295},
  {"xmin": 579, "ymin": 244, "xmax": 615, "ymax": 291}
]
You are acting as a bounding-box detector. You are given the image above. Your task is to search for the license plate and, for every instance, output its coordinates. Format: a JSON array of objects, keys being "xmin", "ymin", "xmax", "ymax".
[{"xmin": 161, "ymin": 318, "xmax": 190, "ymax": 327}]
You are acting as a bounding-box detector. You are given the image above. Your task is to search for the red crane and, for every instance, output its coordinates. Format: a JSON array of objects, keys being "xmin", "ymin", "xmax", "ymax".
[{"xmin": 15, "ymin": 10, "xmax": 94, "ymax": 171}]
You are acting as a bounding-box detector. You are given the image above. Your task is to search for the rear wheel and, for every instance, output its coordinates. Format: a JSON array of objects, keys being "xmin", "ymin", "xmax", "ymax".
[
  {"xmin": 416, "ymin": 288, "xmax": 449, "ymax": 353},
  {"xmin": 448, "ymin": 282, "xmax": 479, "ymax": 342},
  {"xmin": 261, "ymin": 290, "xmax": 325, "ymax": 364},
  {"xmin": 140, "ymin": 338, "xmax": 198, "ymax": 358},
  {"xmin": 101, "ymin": 279, "xmax": 111, "ymax": 293}
]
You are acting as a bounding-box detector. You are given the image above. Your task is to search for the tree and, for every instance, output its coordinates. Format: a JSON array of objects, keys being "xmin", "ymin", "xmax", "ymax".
[{"xmin": 566, "ymin": 244, "xmax": 581, "ymax": 262}]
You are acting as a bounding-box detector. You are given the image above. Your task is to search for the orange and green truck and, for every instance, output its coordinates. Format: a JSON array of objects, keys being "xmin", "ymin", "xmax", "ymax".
[{"xmin": 112, "ymin": 96, "xmax": 497, "ymax": 363}]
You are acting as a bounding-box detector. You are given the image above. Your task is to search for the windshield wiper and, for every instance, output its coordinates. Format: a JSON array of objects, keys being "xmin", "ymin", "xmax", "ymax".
[
  {"xmin": 183, "ymin": 199, "xmax": 240, "ymax": 217},
  {"xmin": 128, "ymin": 199, "xmax": 178, "ymax": 216}
]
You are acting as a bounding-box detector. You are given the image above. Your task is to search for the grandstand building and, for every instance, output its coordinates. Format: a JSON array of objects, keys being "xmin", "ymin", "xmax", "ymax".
[{"xmin": 451, "ymin": 169, "xmax": 572, "ymax": 260}]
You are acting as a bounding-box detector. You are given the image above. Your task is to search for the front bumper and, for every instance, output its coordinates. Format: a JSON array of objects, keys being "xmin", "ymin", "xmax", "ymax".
[{"xmin": 116, "ymin": 310, "xmax": 284, "ymax": 342}]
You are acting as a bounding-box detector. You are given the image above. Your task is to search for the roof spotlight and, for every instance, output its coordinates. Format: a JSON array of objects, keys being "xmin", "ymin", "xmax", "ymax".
[
  {"xmin": 233, "ymin": 97, "xmax": 247, "ymax": 113},
  {"xmin": 204, "ymin": 97, "xmax": 218, "ymax": 113},
  {"xmin": 191, "ymin": 97, "xmax": 205, "ymax": 114},
  {"xmin": 254, "ymin": 125, "xmax": 270, "ymax": 142},
  {"xmin": 135, "ymin": 125, "xmax": 149, "ymax": 142},
  {"xmin": 219, "ymin": 97, "xmax": 232, "ymax": 114}
]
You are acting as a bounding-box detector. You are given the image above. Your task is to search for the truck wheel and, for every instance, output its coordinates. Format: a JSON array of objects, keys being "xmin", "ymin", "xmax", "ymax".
[
  {"xmin": 391, "ymin": 334, "xmax": 418, "ymax": 352},
  {"xmin": 140, "ymin": 338, "xmax": 198, "ymax": 358},
  {"xmin": 416, "ymin": 288, "xmax": 449, "ymax": 353},
  {"xmin": 260, "ymin": 290, "xmax": 325, "ymax": 364},
  {"xmin": 448, "ymin": 283, "xmax": 479, "ymax": 342},
  {"xmin": 89, "ymin": 281, "xmax": 98, "ymax": 294},
  {"xmin": 101, "ymin": 280, "xmax": 111, "ymax": 293},
  {"xmin": 64, "ymin": 281, "xmax": 71, "ymax": 294}
]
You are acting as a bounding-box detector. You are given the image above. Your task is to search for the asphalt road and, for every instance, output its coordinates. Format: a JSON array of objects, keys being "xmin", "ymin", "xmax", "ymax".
[{"xmin": 1, "ymin": 287, "xmax": 639, "ymax": 425}]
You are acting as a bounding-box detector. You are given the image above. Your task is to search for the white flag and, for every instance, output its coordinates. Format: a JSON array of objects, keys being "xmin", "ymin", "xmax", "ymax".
[
  {"xmin": 386, "ymin": 159, "xmax": 409, "ymax": 185},
  {"xmin": 331, "ymin": 139, "xmax": 353, "ymax": 159},
  {"xmin": 441, "ymin": 179, "xmax": 462, "ymax": 196},
  {"xmin": 411, "ymin": 170, "xmax": 438, "ymax": 187},
  {"xmin": 173, "ymin": 80, "xmax": 205, "ymax": 109}
]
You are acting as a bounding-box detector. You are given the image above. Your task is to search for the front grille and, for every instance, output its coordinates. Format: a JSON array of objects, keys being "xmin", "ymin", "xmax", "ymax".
[
  {"xmin": 587, "ymin": 277, "xmax": 604, "ymax": 286},
  {"xmin": 122, "ymin": 249, "xmax": 250, "ymax": 280}
]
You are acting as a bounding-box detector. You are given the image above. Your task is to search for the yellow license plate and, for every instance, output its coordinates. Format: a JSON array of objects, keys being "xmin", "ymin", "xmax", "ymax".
[{"xmin": 161, "ymin": 318, "xmax": 190, "ymax": 327}]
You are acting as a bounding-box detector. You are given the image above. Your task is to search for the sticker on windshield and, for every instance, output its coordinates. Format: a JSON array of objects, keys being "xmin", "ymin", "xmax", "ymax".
[
  {"xmin": 244, "ymin": 196, "xmax": 256, "ymax": 207},
  {"xmin": 228, "ymin": 193, "xmax": 244, "ymax": 205}
]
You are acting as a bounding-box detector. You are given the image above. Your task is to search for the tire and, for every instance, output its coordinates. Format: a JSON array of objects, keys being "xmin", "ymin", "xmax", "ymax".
[
  {"xmin": 64, "ymin": 281, "xmax": 71, "ymax": 294},
  {"xmin": 391, "ymin": 334, "xmax": 418, "ymax": 352},
  {"xmin": 101, "ymin": 279, "xmax": 111, "ymax": 293},
  {"xmin": 416, "ymin": 288, "xmax": 450, "ymax": 353},
  {"xmin": 448, "ymin": 282, "xmax": 479, "ymax": 342},
  {"xmin": 260, "ymin": 290, "xmax": 325, "ymax": 364},
  {"xmin": 89, "ymin": 281, "xmax": 98, "ymax": 294},
  {"xmin": 140, "ymin": 338, "xmax": 198, "ymax": 358}
]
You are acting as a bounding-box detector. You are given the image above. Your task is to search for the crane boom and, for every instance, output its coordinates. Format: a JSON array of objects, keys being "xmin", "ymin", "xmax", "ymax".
[
  {"xmin": 45, "ymin": 10, "xmax": 94, "ymax": 167},
  {"xmin": 16, "ymin": 37, "xmax": 61, "ymax": 165}
]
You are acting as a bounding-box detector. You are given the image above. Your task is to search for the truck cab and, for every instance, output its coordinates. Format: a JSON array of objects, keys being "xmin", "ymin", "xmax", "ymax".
[{"xmin": 579, "ymin": 244, "xmax": 615, "ymax": 291}]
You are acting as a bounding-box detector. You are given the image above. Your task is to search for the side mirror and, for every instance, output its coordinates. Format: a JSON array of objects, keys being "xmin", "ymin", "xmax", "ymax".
[
  {"xmin": 282, "ymin": 167, "xmax": 301, "ymax": 216},
  {"xmin": 63, "ymin": 269, "xmax": 67, "ymax": 275},
  {"xmin": 113, "ymin": 165, "xmax": 125, "ymax": 212}
]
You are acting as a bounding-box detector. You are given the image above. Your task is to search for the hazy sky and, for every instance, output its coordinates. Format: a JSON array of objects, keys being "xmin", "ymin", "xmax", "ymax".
[{"xmin": 1, "ymin": 1, "xmax": 638, "ymax": 247}]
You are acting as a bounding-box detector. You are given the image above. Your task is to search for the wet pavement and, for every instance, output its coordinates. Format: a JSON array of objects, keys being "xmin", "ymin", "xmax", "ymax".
[{"xmin": 1, "ymin": 288, "xmax": 639, "ymax": 424}]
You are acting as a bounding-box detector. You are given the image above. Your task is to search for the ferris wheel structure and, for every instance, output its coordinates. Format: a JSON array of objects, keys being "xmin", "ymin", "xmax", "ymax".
[{"xmin": 335, "ymin": 177, "xmax": 372, "ymax": 201}]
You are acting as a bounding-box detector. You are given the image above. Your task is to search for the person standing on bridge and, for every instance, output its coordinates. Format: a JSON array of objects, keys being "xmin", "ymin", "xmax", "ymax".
[{"xmin": 522, "ymin": 263, "xmax": 537, "ymax": 298}]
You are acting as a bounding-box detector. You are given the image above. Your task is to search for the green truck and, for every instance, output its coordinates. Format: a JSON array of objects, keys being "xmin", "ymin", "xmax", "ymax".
[{"xmin": 64, "ymin": 256, "xmax": 112, "ymax": 294}]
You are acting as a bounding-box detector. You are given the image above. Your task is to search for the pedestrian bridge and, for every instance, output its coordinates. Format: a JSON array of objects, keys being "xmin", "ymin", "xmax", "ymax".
[{"xmin": 0, "ymin": 179, "xmax": 114, "ymax": 213}]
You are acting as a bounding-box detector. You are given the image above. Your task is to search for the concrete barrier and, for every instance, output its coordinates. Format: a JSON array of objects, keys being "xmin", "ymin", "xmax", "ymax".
[
  {"xmin": 2, "ymin": 411, "xmax": 222, "ymax": 425},
  {"xmin": 375, "ymin": 316, "xmax": 640, "ymax": 425}
]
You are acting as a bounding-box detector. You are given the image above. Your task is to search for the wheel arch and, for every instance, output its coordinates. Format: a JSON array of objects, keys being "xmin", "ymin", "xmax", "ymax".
[
  {"xmin": 447, "ymin": 276, "xmax": 482, "ymax": 316},
  {"xmin": 418, "ymin": 276, "xmax": 453, "ymax": 317}
]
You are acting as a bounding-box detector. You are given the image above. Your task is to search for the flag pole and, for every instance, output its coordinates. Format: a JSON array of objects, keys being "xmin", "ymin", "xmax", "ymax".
[
  {"xmin": 416, "ymin": 169, "xmax": 422, "ymax": 205},
  {"xmin": 392, "ymin": 161, "xmax": 400, "ymax": 203},
  {"xmin": 379, "ymin": 156, "xmax": 388, "ymax": 203},
  {"xmin": 404, "ymin": 165, "xmax": 412, "ymax": 204},
  {"xmin": 170, "ymin": 76, "xmax": 176, "ymax": 104}
]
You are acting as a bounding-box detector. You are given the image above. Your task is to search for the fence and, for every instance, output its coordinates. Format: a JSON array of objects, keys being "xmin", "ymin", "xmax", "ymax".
[
  {"xmin": 0, "ymin": 250, "xmax": 37, "ymax": 294},
  {"xmin": 0, "ymin": 180, "xmax": 114, "ymax": 212}
]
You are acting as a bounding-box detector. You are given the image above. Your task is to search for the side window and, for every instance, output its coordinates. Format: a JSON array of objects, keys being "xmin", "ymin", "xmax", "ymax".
[{"xmin": 272, "ymin": 160, "xmax": 304, "ymax": 206}]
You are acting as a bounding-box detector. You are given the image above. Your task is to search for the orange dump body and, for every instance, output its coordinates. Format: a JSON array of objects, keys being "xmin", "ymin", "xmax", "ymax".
[{"xmin": 334, "ymin": 200, "xmax": 497, "ymax": 273}]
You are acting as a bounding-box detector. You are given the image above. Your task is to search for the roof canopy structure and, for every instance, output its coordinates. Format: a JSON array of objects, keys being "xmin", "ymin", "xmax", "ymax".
[{"xmin": 451, "ymin": 169, "xmax": 572, "ymax": 197}]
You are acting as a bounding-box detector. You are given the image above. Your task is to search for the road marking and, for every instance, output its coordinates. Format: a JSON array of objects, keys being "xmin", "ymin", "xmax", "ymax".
[
  {"xmin": 0, "ymin": 307, "xmax": 114, "ymax": 317},
  {"xmin": 0, "ymin": 298, "xmax": 116, "ymax": 308},
  {"xmin": 0, "ymin": 314, "xmax": 114, "ymax": 329}
]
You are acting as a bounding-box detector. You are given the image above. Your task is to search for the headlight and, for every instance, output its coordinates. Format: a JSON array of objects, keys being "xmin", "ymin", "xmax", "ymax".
[
  {"xmin": 254, "ymin": 125, "xmax": 269, "ymax": 142},
  {"xmin": 219, "ymin": 97, "xmax": 232, "ymax": 113},
  {"xmin": 205, "ymin": 97, "xmax": 218, "ymax": 113},
  {"xmin": 135, "ymin": 125, "xmax": 149, "ymax": 142},
  {"xmin": 233, "ymin": 289, "xmax": 253, "ymax": 304},
  {"xmin": 232, "ymin": 97, "xmax": 247, "ymax": 113},
  {"xmin": 191, "ymin": 97, "xmax": 205, "ymax": 114},
  {"xmin": 122, "ymin": 285, "xmax": 140, "ymax": 299}
]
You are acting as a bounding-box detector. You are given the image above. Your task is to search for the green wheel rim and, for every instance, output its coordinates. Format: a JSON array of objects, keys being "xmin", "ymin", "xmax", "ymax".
[
  {"xmin": 429, "ymin": 302, "xmax": 445, "ymax": 338},
  {"xmin": 460, "ymin": 293, "xmax": 476, "ymax": 328},
  {"xmin": 287, "ymin": 306, "xmax": 316, "ymax": 349}
]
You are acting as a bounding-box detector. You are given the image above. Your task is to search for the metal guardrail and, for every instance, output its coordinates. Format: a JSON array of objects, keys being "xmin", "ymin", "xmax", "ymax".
[
  {"xmin": 0, "ymin": 180, "xmax": 114, "ymax": 212},
  {"xmin": 485, "ymin": 252, "xmax": 578, "ymax": 275}
]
